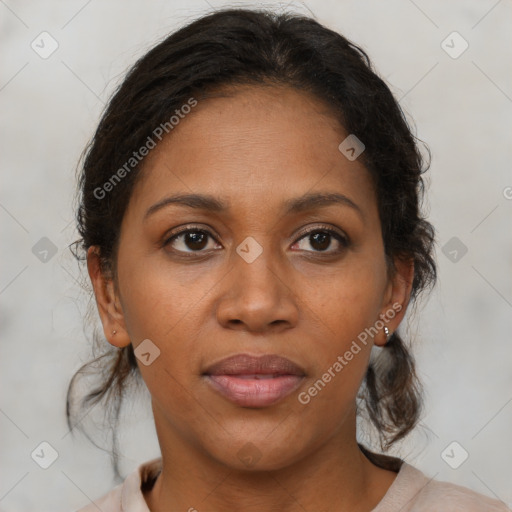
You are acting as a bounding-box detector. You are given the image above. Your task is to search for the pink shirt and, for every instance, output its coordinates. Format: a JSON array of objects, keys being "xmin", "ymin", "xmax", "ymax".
[{"xmin": 76, "ymin": 458, "xmax": 510, "ymax": 511}]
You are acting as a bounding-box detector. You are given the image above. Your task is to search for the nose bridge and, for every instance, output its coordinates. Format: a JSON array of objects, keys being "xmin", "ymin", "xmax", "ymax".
[
  {"xmin": 216, "ymin": 235, "xmax": 298, "ymax": 331},
  {"xmin": 233, "ymin": 235, "xmax": 284, "ymax": 302}
]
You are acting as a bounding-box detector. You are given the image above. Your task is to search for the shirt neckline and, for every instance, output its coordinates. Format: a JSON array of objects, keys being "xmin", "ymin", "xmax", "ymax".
[{"xmin": 121, "ymin": 457, "xmax": 424, "ymax": 512}]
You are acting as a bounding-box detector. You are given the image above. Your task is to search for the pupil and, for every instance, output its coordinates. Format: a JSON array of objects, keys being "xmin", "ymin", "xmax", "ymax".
[
  {"xmin": 186, "ymin": 232, "xmax": 207, "ymax": 250},
  {"xmin": 311, "ymin": 232, "xmax": 330, "ymax": 251}
]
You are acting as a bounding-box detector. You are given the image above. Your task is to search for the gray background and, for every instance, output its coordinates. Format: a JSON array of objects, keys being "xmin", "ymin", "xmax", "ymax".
[{"xmin": 1, "ymin": 0, "xmax": 511, "ymax": 510}]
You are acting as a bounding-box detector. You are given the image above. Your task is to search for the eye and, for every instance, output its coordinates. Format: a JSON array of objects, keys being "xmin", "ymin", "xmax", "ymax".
[
  {"xmin": 163, "ymin": 226, "xmax": 221, "ymax": 254},
  {"xmin": 292, "ymin": 226, "xmax": 349, "ymax": 254},
  {"xmin": 162, "ymin": 224, "xmax": 348, "ymax": 257}
]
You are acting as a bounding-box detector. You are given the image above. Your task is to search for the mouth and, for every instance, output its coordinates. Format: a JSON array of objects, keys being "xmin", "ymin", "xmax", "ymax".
[{"xmin": 203, "ymin": 353, "xmax": 306, "ymax": 408}]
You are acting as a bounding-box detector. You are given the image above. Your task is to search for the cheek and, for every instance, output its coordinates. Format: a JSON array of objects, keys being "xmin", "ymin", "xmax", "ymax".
[
  {"xmin": 116, "ymin": 257, "xmax": 209, "ymax": 419},
  {"xmin": 116, "ymin": 244, "xmax": 233, "ymax": 394},
  {"xmin": 117, "ymin": 248, "xmax": 208, "ymax": 341},
  {"xmin": 303, "ymin": 258, "xmax": 386, "ymax": 341},
  {"xmin": 297, "ymin": 257, "xmax": 386, "ymax": 395}
]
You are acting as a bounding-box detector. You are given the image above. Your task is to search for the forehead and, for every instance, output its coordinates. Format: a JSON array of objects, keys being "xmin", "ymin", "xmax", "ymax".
[{"xmin": 126, "ymin": 85, "xmax": 377, "ymax": 221}]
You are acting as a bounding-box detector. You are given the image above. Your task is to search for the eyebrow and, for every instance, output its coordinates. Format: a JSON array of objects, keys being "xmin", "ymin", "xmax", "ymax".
[{"xmin": 144, "ymin": 191, "xmax": 363, "ymax": 220}]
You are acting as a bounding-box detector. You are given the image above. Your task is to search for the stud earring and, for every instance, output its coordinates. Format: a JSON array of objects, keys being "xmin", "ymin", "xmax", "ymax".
[
  {"xmin": 383, "ymin": 326, "xmax": 391, "ymax": 343},
  {"xmin": 112, "ymin": 330, "xmax": 117, "ymax": 335}
]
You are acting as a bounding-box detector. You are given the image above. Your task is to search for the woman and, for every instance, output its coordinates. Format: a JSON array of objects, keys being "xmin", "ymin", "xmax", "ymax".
[{"xmin": 69, "ymin": 8, "xmax": 509, "ymax": 511}]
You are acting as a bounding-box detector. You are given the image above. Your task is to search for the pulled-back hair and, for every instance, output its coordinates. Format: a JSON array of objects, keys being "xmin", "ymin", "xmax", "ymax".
[{"xmin": 67, "ymin": 7, "xmax": 436, "ymax": 478}]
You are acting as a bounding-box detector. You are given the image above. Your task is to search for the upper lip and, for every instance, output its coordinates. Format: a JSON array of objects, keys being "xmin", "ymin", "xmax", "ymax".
[{"xmin": 203, "ymin": 353, "xmax": 306, "ymax": 376}]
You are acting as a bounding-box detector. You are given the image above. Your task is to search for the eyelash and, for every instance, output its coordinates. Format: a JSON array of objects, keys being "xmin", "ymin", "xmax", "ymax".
[{"xmin": 162, "ymin": 224, "xmax": 349, "ymax": 257}]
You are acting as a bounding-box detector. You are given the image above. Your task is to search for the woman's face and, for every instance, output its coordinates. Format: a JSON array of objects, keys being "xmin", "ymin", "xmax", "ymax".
[{"xmin": 91, "ymin": 85, "xmax": 411, "ymax": 471}]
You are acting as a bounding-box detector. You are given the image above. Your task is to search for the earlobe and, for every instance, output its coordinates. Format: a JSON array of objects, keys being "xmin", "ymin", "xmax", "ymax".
[
  {"xmin": 376, "ymin": 257, "xmax": 414, "ymax": 347},
  {"xmin": 87, "ymin": 246, "xmax": 131, "ymax": 348}
]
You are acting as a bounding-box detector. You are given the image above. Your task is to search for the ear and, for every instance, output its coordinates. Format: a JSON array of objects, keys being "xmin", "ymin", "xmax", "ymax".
[
  {"xmin": 87, "ymin": 246, "xmax": 130, "ymax": 348},
  {"xmin": 375, "ymin": 256, "xmax": 415, "ymax": 347}
]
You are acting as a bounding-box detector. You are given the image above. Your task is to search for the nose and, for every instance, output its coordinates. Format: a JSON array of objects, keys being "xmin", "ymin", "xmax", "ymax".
[{"xmin": 215, "ymin": 244, "xmax": 299, "ymax": 333}]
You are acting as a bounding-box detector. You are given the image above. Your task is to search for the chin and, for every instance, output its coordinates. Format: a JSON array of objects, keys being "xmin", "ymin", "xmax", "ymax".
[{"xmin": 205, "ymin": 435, "xmax": 309, "ymax": 473}]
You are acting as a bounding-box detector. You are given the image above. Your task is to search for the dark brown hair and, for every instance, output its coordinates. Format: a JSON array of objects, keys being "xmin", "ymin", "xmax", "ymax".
[{"xmin": 67, "ymin": 7, "xmax": 437, "ymax": 478}]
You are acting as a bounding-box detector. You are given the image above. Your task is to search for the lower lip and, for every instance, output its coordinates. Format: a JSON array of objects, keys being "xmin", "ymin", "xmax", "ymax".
[{"xmin": 205, "ymin": 374, "xmax": 304, "ymax": 407}]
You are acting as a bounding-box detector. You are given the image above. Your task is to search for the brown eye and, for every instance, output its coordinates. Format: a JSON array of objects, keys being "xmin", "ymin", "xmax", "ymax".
[
  {"xmin": 164, "ymin": 228, "xmax": 220, "ymax": 254},
  {"xmin": 293, "ymin": 228, "xmax": 348, "ymax": 254}
]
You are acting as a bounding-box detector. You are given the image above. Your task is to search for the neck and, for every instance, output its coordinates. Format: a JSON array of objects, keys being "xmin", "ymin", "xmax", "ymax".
[{"xmin": 144, "ymin": 407, "xmax": 399, "ymax": 512}]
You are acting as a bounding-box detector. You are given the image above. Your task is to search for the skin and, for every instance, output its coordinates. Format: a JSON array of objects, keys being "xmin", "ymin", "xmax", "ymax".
[{"xmin": 88, "ymin": 84, "xmax": 414, "ymax": 511}]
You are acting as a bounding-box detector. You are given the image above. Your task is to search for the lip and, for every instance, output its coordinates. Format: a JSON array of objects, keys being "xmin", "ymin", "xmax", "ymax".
[{"xmin": 203, "ymin": 354, "xmax": 306, "ymax": 408}]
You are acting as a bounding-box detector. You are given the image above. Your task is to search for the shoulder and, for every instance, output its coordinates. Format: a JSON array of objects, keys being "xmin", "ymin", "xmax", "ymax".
[
  {"xmin": 413, "ymin": 476, "xmax": 510, "ymax": 511},
  {"xmin": 393, "ymin": 463, "xmax": 510, "ymax": 512},
  {"xmin": 75, "ymin": 482, "xmax": 123, "ymax": 511},
  {"xmin": 74, "ymin": 458, "xmax": 162, "ymax": 512}
]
